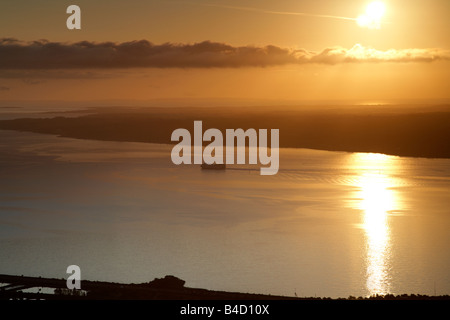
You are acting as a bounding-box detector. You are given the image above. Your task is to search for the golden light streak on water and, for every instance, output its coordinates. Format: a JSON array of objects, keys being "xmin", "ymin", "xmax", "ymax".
[{"xmin": 351, "ymin": 153, "xmax": 402, "ymax": 296}]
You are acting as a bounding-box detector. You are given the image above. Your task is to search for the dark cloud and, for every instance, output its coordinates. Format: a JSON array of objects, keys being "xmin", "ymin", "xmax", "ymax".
[
  {"xmin": 22, "ymin": 78, "xmax": 44, "ymax": 85},
  {"xmin": 0, "ymin": 39, "xmax": 448, "ymax": 70},
  {"xmin": 0, "ymin": 69, "xmax": 123, "ymax": 80}
]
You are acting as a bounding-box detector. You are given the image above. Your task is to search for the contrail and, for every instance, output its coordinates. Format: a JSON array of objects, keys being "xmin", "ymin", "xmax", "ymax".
[{"xmin": 200, "ymin": 3, "xmax": 357, "ymax": 22}]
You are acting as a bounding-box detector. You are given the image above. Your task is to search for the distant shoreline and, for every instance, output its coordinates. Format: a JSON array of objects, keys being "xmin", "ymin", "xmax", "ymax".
[
  {"xmin": 0, "ymin": 274, "xmax": 448, "ymax": 300},
  {"xmin": 0, "ymin": 105, "xmax": 449, "ymax": 159}
]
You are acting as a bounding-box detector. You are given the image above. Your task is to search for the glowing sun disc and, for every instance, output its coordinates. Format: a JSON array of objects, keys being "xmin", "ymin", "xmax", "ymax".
[
  {"xmin": 367, "ymin": 1, "xmax": 386, "ymax": 19},
  {"xmin": 357, "ymin": 1, "xmax": 386, "ymax": 29}
]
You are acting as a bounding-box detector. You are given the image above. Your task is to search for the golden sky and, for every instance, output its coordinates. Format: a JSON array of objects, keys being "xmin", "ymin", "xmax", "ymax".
[{"xmin": 0, "ymin": 0, "xmax": 449, "ymax": 103}]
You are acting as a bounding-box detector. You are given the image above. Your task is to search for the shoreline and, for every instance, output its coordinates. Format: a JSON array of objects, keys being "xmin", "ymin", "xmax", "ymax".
[
  {"xmin": 0, "ymin": 106, "xmax": 449, "ymax": 159},
  {"xmin": 1, "ymin": 274, "xmax": 448, "ymax": 300}
]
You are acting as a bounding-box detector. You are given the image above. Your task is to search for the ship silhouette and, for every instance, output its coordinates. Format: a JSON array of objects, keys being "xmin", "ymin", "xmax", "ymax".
[{"xmin": 201, "ymin": 162, "xmax": 226, "ymax": 170}]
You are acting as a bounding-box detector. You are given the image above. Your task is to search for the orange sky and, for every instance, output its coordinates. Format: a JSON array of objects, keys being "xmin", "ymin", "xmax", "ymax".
[{"xmin": 0, "ymin": 0, "xmax": 449, "ymax": 103}]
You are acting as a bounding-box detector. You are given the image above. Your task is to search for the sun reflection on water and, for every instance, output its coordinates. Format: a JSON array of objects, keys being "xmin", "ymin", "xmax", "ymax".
[{"xmin": 351, "ymin": 153, "xmax": 401, "ymax": 296}]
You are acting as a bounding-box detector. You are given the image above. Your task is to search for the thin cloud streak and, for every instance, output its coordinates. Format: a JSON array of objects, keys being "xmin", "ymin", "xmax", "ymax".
[{"xmin": 201, "ymin": 3, "xmax": 357, "ymax": 22}]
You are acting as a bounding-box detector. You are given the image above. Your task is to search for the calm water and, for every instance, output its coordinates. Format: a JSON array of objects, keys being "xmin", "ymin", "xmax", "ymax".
[{"xmin": 0, "ymin": 130, "xmax": 449, "ymax": 298}]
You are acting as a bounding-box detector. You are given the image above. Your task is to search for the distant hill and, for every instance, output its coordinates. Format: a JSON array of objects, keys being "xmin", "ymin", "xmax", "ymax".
[
  {"xmin": 1, "ymin": 274, "xmax": 449, "ymax": 300},
  {"xmin": 1, "ymin": 105, "xmax": 449, "ymax": 158}
]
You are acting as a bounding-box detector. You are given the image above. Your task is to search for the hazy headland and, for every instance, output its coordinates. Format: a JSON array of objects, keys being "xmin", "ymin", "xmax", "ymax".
[{"xmin": 1, "ymin": 104, "xmax": 449, "ymax": 159}]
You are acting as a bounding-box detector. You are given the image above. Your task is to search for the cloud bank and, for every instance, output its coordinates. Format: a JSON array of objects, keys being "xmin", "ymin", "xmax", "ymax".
[{"xmin": 0, "ymin": 38, "xmax": 449, "ymax": 69}]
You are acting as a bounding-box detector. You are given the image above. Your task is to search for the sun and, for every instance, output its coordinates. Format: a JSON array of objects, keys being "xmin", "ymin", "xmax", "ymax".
[
  {"xmin": 367, "ymin": 1, "xmax": 386, "ymax": 19},
  {"xmin": 357, "ymin": 1, "xmax": 386, "ymax": 29}
]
